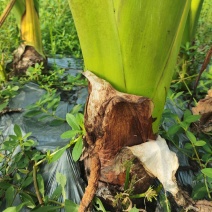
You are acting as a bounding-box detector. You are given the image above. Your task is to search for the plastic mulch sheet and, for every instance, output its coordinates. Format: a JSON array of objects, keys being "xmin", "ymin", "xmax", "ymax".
[{"xmin": 0, "ymin": 57, "xmax": 87, "ymax": 210}]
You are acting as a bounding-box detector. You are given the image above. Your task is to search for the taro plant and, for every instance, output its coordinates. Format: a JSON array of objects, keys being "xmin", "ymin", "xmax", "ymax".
[
  {"xmin": 69, "ymin": 0, "xmax": 191, "ymax": 132},
  {"xmin": 0, "ymin": 0, "xmax": 46, "ymax": 75},
  {"xmin": 68, "ymin": 1, "xmax": 195, "ymax": 211}
]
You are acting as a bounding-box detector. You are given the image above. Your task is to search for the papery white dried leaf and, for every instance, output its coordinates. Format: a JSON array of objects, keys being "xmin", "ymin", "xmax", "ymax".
[{"xmin": 128, "ymin": 136, "xmax": 179, "ymax": 195}]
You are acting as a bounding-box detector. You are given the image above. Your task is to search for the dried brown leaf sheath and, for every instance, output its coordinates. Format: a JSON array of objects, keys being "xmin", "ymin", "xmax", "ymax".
[{"xmin": 79, "ymin": 71, "xmax": 155, "ymax": 211}]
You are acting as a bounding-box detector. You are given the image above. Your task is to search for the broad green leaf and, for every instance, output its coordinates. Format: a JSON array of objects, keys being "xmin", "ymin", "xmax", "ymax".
[
  {"xmin": 193, "ymin": 140, "xmax": 206, "ymax": 147},
  {"xmin": 201, "ymin": 168, "xmax": 212, "ymax": 178},
  {"xmin": 72, "ymin": 137, "xmax": 83, "ymax": 161},
  {"xmin": 61, "ymin": 130, "xmax": 80, "ymax": 139},
  {"xmin": 37, "ymin": 174, "xmax": 44, "ymax": 197},
  {"xmin": 65, "ymin": 199, "xmax": 79, "ymax": 212},
  {"xmin": 6, "ymin": 186, "xmax": 15, "ymax": 207},
  {"xmin": 14, "ymin": 125, "xmax": 22, "ymax": 138},
  {"xmin": 186, "ymin": 131, "xmax": 196, "ymax": 143},
  {"xmin": 66, "ymin": 113, "xmax": 80, "ymax": 130}
]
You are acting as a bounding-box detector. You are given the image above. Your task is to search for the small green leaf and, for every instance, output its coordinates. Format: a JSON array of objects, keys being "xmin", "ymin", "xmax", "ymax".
[
  {"xmin": 38, "ymin": 114, "xmax": 51, "ymax": 121},
  {"xmin": 61, "ymin": 130, "xmax": 80, "ymax": 139},
  {"xmin": 56, "ymin": 172, "xmax": 67, "ymax": 200},
  {"xmin": 0, "ymin": 102, "xmax": 8, "ymax": 111},
  {"xmin": 192, "ymin": 183, "xmax": 208, "ymax": 200},
  {"xmin": 162, "ymin": 110, "xmax": 178, "ymax": 120},
  {"xmin": 37, "ymin": 174, "xmax": 45, "ymax": 197},
  {"xmin": 6, "ymin": 186, "xmax": 15, "ymax": 207},
  {"xmin": 184, "ymin": 115, "xmax": 200, "ymax": 123},
  {"xmin": 186, "ymin": 131, "xmax": 196, "ymax": 143},
  {"xmin": 47, "ymin": 97, "xmax": 60, "ymax": 110},
  {"xmin": 31, "ymin": 205, "xmax": 62, "ymax": 212},
  {"xmin": 3, "ymin": 206, "xmax": 17, "ymax": 212},
  {"xmin": 183, "ymin": 109, "xmax": 192, "ymax": 119},
  {"xmin": 22, "ymin": 132, "xmax": 32, "ymax": 140},
  {"xmin": 184, "ymin": 143, "xmax": 193, "ymax": 150},
  {"xmin": 193, "ymin": 140, "xmax": 206, "ymax": 147},
  {"xmin": 70, "ymin": 104, "xmax": 82, "ymax": 114},
  {"xmin": 201, "ymin": 168, "xmax": 212, "ymax": 178},
  {"xmin": 23, "ymin": 140, "xmax": 35, "ymax": 147},
  {"xmin": 0, "ymin": 182, "xmax": 12, "ymax": 189},
  {"xmin": 65, "ymin": 199, "xmax": 79, "ymax": 212},
  {"xmin": 129, "ymin": 207, "xmax": 140, "ymax": 212},
  {"xmin": 66, "ymin": 113, "xmax": 80, "ymax": 130},
  {"xmin": 167, "ymin": 124, "xmax": 181, "ymax": 136},
  {"xmin": 48, "ymin": 145, "xmax": 68, "ymax": 164},
  {"xmin": 31, "ymin": 152, "xmax": 45, "ymax": 162},
  {"xmin": 179, "ymin": 121, "xmax": 189, "ymax": 130},
  {"xmin": 14, "ymin": 125, "xmax": 22, "ymax": 138},
  {"xmin": 24, "ymin": 110, "xmax": 43, "ymax": 117},
  {"xmin": 12, "ymin": 86, "xmax": 19, "ymax": 91},
  {"xmin": 56, "ymin": 172, "xmax": 67, "ymax": 188},
  {"xmin": 51, "ymin": 185, "xmax": 62, "ymax": 200},
  {"xmin": 93, "ymin": 197, "xmax": 107, "ymax": 212},
  {"xmin": 18, "ymin": 169, "xmax": 29, "ymax": 174},
  {"xmin": 20, "ymin": 192, "xmax": 35, "ymax": 208},
  {"xmin": 49, "ymin": 119, "xmax": 65, "ymax": 126},
  {"xmin": 3, "ymin": 204, "xmax": 26, "ymax": 212},
  {"xmin": 202, "ymin": 144, "xmax": 212, "ymax": 154},
  {"xmin": 75, "ymin": 113, "xmax": 84, "ymax": 129},
  {"xmin": 72, "ymin": 137, "xmax": 83, "ymax": 161},
  {"xmin": 22, "ymin": 176, "xmax": 33, "ymax": 188}
]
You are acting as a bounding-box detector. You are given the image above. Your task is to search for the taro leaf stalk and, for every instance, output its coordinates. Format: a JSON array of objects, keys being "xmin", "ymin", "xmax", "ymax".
[
  {"xmin": 69, "ymin": 0, "xmax": 191, "ymax": 133},
  {"xmin": 12, "ymin": 0, "xmax": 46, "ymax": 74},
  {"xmin": 182, "ymin": 0, "xmax": 204, "ymax": 45},
  {"xmin": 179, "ymin": 0, "xmax": 204, "ymax": 81},
  {"xmin": 68, "ymin": 1, "xmax": 193, "ymax": 211}
]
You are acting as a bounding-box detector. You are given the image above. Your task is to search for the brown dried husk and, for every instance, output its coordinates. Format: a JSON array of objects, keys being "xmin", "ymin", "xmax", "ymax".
[{"xmin": 79, "ymin": 71, "xmax": 156, "ymax": 211}]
